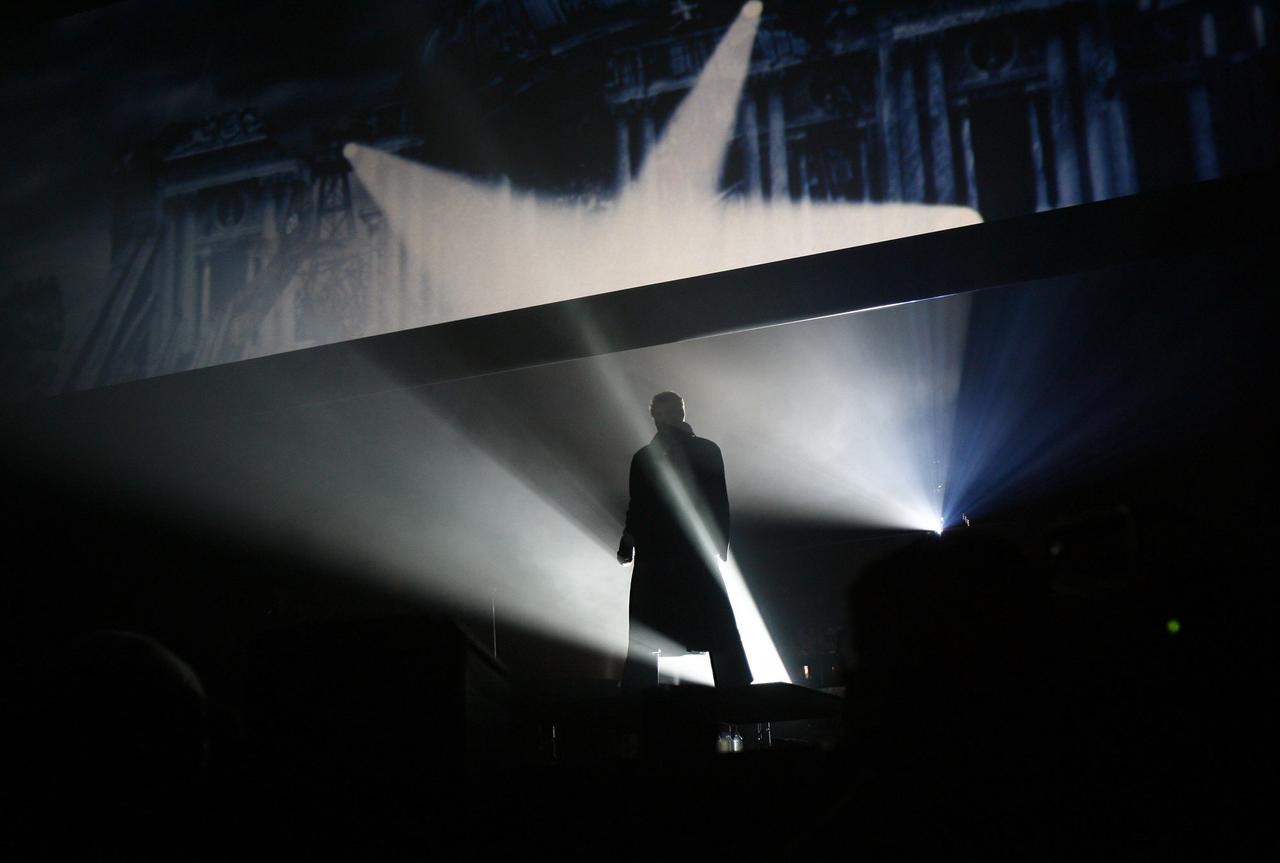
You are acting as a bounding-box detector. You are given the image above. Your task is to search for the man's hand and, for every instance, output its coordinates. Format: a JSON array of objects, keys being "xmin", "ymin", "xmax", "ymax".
[{"xmin": 617, "ymin": 534, "xmax": 635, "ymax": 565}]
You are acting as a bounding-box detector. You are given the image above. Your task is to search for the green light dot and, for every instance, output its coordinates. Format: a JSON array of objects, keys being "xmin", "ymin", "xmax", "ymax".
[{"xmin": 1166, "ymin": 619, "xmax": 1181, "ymax": 635}]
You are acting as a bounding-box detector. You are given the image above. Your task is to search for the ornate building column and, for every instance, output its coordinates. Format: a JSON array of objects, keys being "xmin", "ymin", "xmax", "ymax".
[
  {"xmin": 1045, "ymin": 32, "xmax": 1083, "ymax": 206},
  {"xmin": 1076, "ymin": 20, "xmax": 1109, "ymax": 200},
  {"xmin": 178, "ymin": 200, "xmax": 199, "ymax": 360},
  {"xmin": 958, "ymin": 101, "xmax": 980, "ymax": 211},
  {"xmin": 740, "ymin": 92, "xmax": 762, "ymax": 198},
  {"xmin": 858, "ymin": 134, "xmax": 872, "ymax": 201},
  {"xmin": 925, "ymin": 43, "xmax": 956, "ymax": 204},
  {"xmin": 197, "ymin": 252, "xmax": 212, "ymax": 346},
  {"xmin": 1186, "ymin": 85, "xmax": 1220, "ymax": 182},
  {"xmin": 149, "ymin": 206, "xmax": 176, "ymax": 367},
  {"xmin": 1251, "ymin": 2, "xmax": 1269, "ymax": 48},
  {"xmin": 798, "ymin": 152, "xmax": 812, "ymax": 203},
  {"xmin": 896, "ymin": 50, "xmax": 926, "ymax": 202},
  {"xmin": 1076, "ymin": 17, "xmax": 1136, "ymax": 200},
  {"xmin": 1103, "ymin": 38, "xmax": 1137, "ymax": 195},
  {"xmin": 255, "ymin": 180, "xmax": 281, "ymax": 354},
  {"xmin": 875, "ymin": 33, "xmax": 902, "ymax": 200},
  {"xmin": 1028, "ymin": 97, "xmax": 1050, "ymax": 211},
  {"xmin": 1189, "ymin": 10, "xmax": 1221, "ymax": 181},
  {"xmin": 641, "ymin": 107, "xmax": 657, "ymax": 169},
  {"xmin": 767, "ymin": 82, "xmax": 788, "ymax": 201},
  {"xmin": 614, "ymin": 112, "xmax": 631, "ymax": 191}
]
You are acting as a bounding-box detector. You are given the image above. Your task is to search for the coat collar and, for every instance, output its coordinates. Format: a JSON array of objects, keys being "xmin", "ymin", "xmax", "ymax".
[{"xmin": 654, "ymin": 420, "xmax": 694, "ymax": 441}]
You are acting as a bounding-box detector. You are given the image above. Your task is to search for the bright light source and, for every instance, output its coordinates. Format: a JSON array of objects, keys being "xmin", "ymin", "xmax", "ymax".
[{"xmin": 742, "ymin": 2, "xmax": 764, "ymax": 20}]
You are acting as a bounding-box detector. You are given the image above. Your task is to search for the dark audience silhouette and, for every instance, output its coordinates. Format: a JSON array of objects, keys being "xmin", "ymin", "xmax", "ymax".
[
  {"xmin": 5, "ymin": 629, "xmax": 209, "ymax": 861},
  {"xmin": 836, "ymin": 526, "xmax": 1225, "ymax": 857}
]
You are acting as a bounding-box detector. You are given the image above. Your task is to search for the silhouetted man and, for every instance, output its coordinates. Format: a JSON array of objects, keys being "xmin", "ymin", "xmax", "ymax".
[{"xmin": 617, "ymin": 392, "xmax": 751, "ymax": 688}]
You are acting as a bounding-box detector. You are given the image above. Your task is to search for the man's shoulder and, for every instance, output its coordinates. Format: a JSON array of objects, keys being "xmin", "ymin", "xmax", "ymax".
[
  {"xmin": 689, "ymin": 434, "xmax": 720, "ymax": 449},
  {"xmin": 686, "ymin": 435, "xmax": 723, "ymax": 460},
  {"xmin": 631, "ymin": 443, "xmax": 657, "ymax": 466},
  {"xmin": 635, "ymin": 431, "xmax": 722, "ymax": 458}
]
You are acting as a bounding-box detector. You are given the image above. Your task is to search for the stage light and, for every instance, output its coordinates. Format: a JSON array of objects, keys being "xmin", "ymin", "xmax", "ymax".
[
  {"xmin": 1166, "ymin": 618, "xmax": 1182, "ymax": 635},
  {"xmin": 742, "ymin": 1, "xmax": 763, "ymax": 19}
]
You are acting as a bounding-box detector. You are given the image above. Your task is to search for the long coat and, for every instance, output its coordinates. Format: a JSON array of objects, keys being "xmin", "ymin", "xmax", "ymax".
[{"xmin": 622, "ymin": 423, "xmax": 739, "ymax": 653}]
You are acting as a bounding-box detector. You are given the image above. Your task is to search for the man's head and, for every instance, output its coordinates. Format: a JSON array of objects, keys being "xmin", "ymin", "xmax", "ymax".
[{"xmin": 650, "ymin": 391, "xmax": 685, "ymax": 429}]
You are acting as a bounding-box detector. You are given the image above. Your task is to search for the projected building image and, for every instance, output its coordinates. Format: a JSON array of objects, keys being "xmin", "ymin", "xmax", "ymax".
[{"xmin": 5, "ymin": 1, "xmax": 1272, "ymax": 398}]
